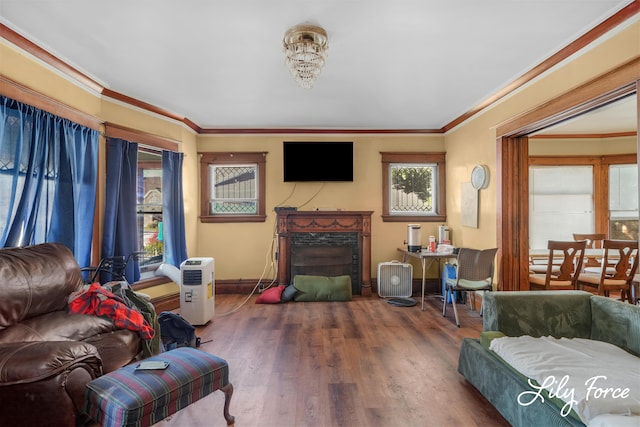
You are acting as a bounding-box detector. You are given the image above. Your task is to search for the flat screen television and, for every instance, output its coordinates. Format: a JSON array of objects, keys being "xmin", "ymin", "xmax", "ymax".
[{"xmin": 283, "ymin": 141, "xmax": 353, "ymax": 182}]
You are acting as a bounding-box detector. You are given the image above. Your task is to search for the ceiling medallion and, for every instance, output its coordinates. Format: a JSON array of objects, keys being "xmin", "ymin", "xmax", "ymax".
[{"xmin": 283, "ymin": 24, "xmax": 328, "ymax": 89}]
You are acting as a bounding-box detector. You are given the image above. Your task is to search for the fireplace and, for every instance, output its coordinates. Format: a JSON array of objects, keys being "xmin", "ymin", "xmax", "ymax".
[{"xmin": 276, "ymin": 211, "xmax": 373, "ymax": 296}]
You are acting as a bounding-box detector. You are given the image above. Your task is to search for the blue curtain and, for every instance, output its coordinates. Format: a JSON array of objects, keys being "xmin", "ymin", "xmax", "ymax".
[
  {"xmin": 162, "ymin": 150, "xmax": 188, "ymax": 267},
  {"xmin": 0, "ymin": 96, "xmax": 98, "ymax": 267},
  {"xmin": 102, "ymin": 137, "xmax": 140, "ymax": 283}
]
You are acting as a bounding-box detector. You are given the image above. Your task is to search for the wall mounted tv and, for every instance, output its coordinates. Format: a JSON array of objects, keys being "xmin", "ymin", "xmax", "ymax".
[{"xmin": 283, "ymin": 141, "xmax": 353, "ymax": 182}]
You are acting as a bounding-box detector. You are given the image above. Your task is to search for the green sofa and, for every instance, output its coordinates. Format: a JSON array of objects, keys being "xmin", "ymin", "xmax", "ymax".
[{"xmin": 458, "ymin": 291, "xmax": 640, "ymax": 427}]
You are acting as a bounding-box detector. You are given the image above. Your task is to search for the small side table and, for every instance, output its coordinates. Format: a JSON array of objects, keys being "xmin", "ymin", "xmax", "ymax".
[{"xmin": 398, "ymin": 248, "xmax": 457, "ymax": 310}]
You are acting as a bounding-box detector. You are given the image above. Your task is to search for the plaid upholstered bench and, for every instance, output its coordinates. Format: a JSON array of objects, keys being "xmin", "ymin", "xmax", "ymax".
[{"xmin": 84, "ymin": 347, "xmax": 234, "ymax": 426}]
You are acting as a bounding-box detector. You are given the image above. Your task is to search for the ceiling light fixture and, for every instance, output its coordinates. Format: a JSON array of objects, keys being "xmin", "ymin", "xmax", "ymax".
[{"xmin": 283, "ymin": 24, "xmax": 328, "ymax": 89}]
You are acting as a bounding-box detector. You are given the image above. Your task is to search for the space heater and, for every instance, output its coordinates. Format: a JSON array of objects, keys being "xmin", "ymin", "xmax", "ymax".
[
  {"xmin": 179, "ymin": 257, "xmax": 214, "ymax": 325},
  {"xmin": 377, "ymin": 260, "xmax": 413, "ymax": 298}
]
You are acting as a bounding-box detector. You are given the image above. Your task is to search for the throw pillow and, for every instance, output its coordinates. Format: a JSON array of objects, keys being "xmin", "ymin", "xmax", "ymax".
[
  {"xmin": 293, "ymin": 275, "xmax": 352, "ymax": 302},
  {"xmin": 255, "ymin": 285, "xmax": 285, "ymax": 304},
  {"xmin": 281, "ymin": 284, "xmax": 298, "ymax": 302}
]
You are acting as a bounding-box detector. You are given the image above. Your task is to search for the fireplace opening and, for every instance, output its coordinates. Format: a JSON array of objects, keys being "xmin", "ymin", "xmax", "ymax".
[
  {"xmin": 291, "ymin": 245, "xmax": 352, "ymax": 277},
  {"xmin": 290, "ymin": 241, "xmax": 359, "ymax": 294}
]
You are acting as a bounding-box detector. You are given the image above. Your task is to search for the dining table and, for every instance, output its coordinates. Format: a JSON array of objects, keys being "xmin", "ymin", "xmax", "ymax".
[{"xmin": 528, "ymin": 248, "xmax": 618, "ymax": 268}]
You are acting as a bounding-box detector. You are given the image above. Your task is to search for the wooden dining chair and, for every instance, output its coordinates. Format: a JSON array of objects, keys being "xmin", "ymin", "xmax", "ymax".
[
  {"xmin": 529, "ymin": 252, "xmax": 560, "ymax": 275},
  {"xmin": 529, "ymin": 240, "xmax": 586, "ymax": 291},
  {"xmin": 577, "ymin": 239, "xmax": 639, "ymax": 303},
  {"xmin": 572, "ymin": 233, "xmax": 606, "ymax": 249},
  {"xmin": 573, "ymin": 232, "xmax": 607, "ymax": 269}
]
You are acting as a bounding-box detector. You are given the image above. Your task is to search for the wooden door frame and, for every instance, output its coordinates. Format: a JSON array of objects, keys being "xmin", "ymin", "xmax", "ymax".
[{"xmin": 495, "ymin": 58, "xmax": 639, "ymax": 291}]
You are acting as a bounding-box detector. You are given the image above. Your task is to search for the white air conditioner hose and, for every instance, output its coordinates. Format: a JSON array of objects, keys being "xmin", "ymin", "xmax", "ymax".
[{"xmin": 155, "ymin": 263, "xmax": 182, "ymax": 286}]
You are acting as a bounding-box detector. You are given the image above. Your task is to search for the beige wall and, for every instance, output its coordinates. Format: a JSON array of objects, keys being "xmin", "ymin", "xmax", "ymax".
[
  {"xmin": 0, "ymin": 43, "xmax": 101, "ymax": 116},
  {"xmin": 528, "ymin": 135, "xmax": 636, "ymax": 156},
  {"xmin": 1, "ymin": 17, "xmax": 638, "ymax": 284},
  {"xmin": 195, "ymin": 135, "xmax": 444, "ymax": 280}
]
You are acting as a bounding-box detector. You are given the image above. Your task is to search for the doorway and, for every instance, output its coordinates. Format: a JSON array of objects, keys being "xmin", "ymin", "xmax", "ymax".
[{"xmin": 495, "ymin": 59, "xmax": 639, "ymax": 291}]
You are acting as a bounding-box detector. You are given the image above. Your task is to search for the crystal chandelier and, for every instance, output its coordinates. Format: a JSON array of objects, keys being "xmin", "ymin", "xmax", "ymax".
[{"xmin": 283, "ymin": 24, "xmax": 328, "ymax": 89}]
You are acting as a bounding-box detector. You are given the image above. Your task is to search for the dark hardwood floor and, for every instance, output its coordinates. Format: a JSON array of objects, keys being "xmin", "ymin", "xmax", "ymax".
[{"xmin": 154, "ymin": 293, "xmax": 510, "ymax": 427}]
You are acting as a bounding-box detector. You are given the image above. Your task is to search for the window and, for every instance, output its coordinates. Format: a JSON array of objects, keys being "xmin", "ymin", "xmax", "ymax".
[
  {"xmin": 0, "ymin": 97, "xmax": 99, "ymax": 266},
  {"xmin": 609, "ymin": 164, "xmax": 639, "ymax": 240},
  {"xmin": 137, "ymin": 149, "xmax": 164, "ymax": 277},
  {"xmin": 528, "ymin": 155, "xmax": 639, "ymax": 248},
  {"xmin": 529, "ymin": 165, "xmax": 594, "ymax": 249},
  {"xmin": 104, "ymin": 124, "xmax": 181, "ymax": 285},
  {"xmin": 381, "ymin": 152, "xmax": 446, "ymax": 222},
  {"xmin": 199, "ymin": 152, "xmax": 267, "ymax": 223}
]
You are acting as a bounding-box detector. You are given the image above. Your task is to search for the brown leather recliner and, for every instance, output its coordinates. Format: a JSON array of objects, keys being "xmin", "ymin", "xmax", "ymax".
[{"xmin": 0, "ymin": 243, "xmax": 143, "ymax": 427}]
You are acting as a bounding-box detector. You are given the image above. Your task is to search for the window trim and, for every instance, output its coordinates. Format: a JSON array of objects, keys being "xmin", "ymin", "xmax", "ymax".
[
  {"xmin": 380, "ymin": 152, "xmax": 446, "ymax": 222},
  {"xmin": 199, "ymin": 152, "xmax": 267, "ymax": 223}
]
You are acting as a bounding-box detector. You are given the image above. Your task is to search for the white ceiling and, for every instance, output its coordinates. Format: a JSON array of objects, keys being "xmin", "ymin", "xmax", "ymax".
[
  {"xmin": 535, "ymin": 93, "xmax": 637, "ymax": 135},
  {"xmin": 0, "ymin": 0, "xmax": 636, "ymax": 131}
]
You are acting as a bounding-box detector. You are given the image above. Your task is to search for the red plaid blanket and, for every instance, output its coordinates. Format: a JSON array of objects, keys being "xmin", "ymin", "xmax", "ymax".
[{"xmin": 68, "ymin": 283, "xmax": 155, "ymax": 339}]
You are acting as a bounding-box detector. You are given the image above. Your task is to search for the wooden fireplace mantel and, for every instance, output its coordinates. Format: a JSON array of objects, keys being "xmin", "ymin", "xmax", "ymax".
[{"xmin": 276, "ymin": 210, "xmax": 373, "ymax": 296}]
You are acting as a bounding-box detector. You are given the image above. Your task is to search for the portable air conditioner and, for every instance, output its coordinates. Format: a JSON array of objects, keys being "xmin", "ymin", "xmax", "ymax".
[
  {"xmin": 180, "ymin": 257, "xmax": 214, "ymax": 325},
  {"xmin": 377, "ymin": 261, "xmax": 413, "ymax": 298}
]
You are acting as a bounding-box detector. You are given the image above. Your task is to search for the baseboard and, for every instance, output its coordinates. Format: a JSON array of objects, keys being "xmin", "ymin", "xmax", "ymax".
[
  {"xmin": 215, "ymin": 279, "xmax": 263, "ymax": 294},
  {"xmin": 149, "ymin": 279, "xmax": 270, "ymax": 312}
]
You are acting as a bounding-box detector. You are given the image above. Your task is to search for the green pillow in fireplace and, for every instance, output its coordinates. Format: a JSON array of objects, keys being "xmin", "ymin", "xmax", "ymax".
[{"xmin": 293, "ymin": 275, "xmax": 352, "ymax": 302}]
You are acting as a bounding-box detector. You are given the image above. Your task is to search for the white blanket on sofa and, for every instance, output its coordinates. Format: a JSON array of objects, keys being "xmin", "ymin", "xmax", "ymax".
[{"xmin": 489, "ymin": 336, "xmax": 640, "ymax": 426}]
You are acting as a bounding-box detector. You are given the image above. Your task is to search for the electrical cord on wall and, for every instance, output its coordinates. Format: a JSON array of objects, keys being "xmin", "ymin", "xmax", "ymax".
[
  {"xmin": 214, "ymin": 218, "xmax": 280, "ymax": 316},
  {"xmin": 297, "ymin": 182, "xmax": 326, "ymax": 209},
  {"xmin": 276, "ymin": 183, "xmax": 297, "ymax": 207},
  {"xmin": 256, "ymin": 226, "xmax": 279, "ymax": 294},
  {"xmin": 274, "ymin": 181, "xmax": 326, "ymax": 211}
]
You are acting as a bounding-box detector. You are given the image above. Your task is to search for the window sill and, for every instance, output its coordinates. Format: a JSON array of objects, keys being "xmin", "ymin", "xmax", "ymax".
[
  {"xmin": 132, "ymin": 276, "xmax": 172, "ymax": 291},
  {"xmin": 200, "ymin": 214, "xmax": 267, "ymax": 223},
  {"xmin": 382, "ymin": 214, "xmax": 447, "ymax": 223}
]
